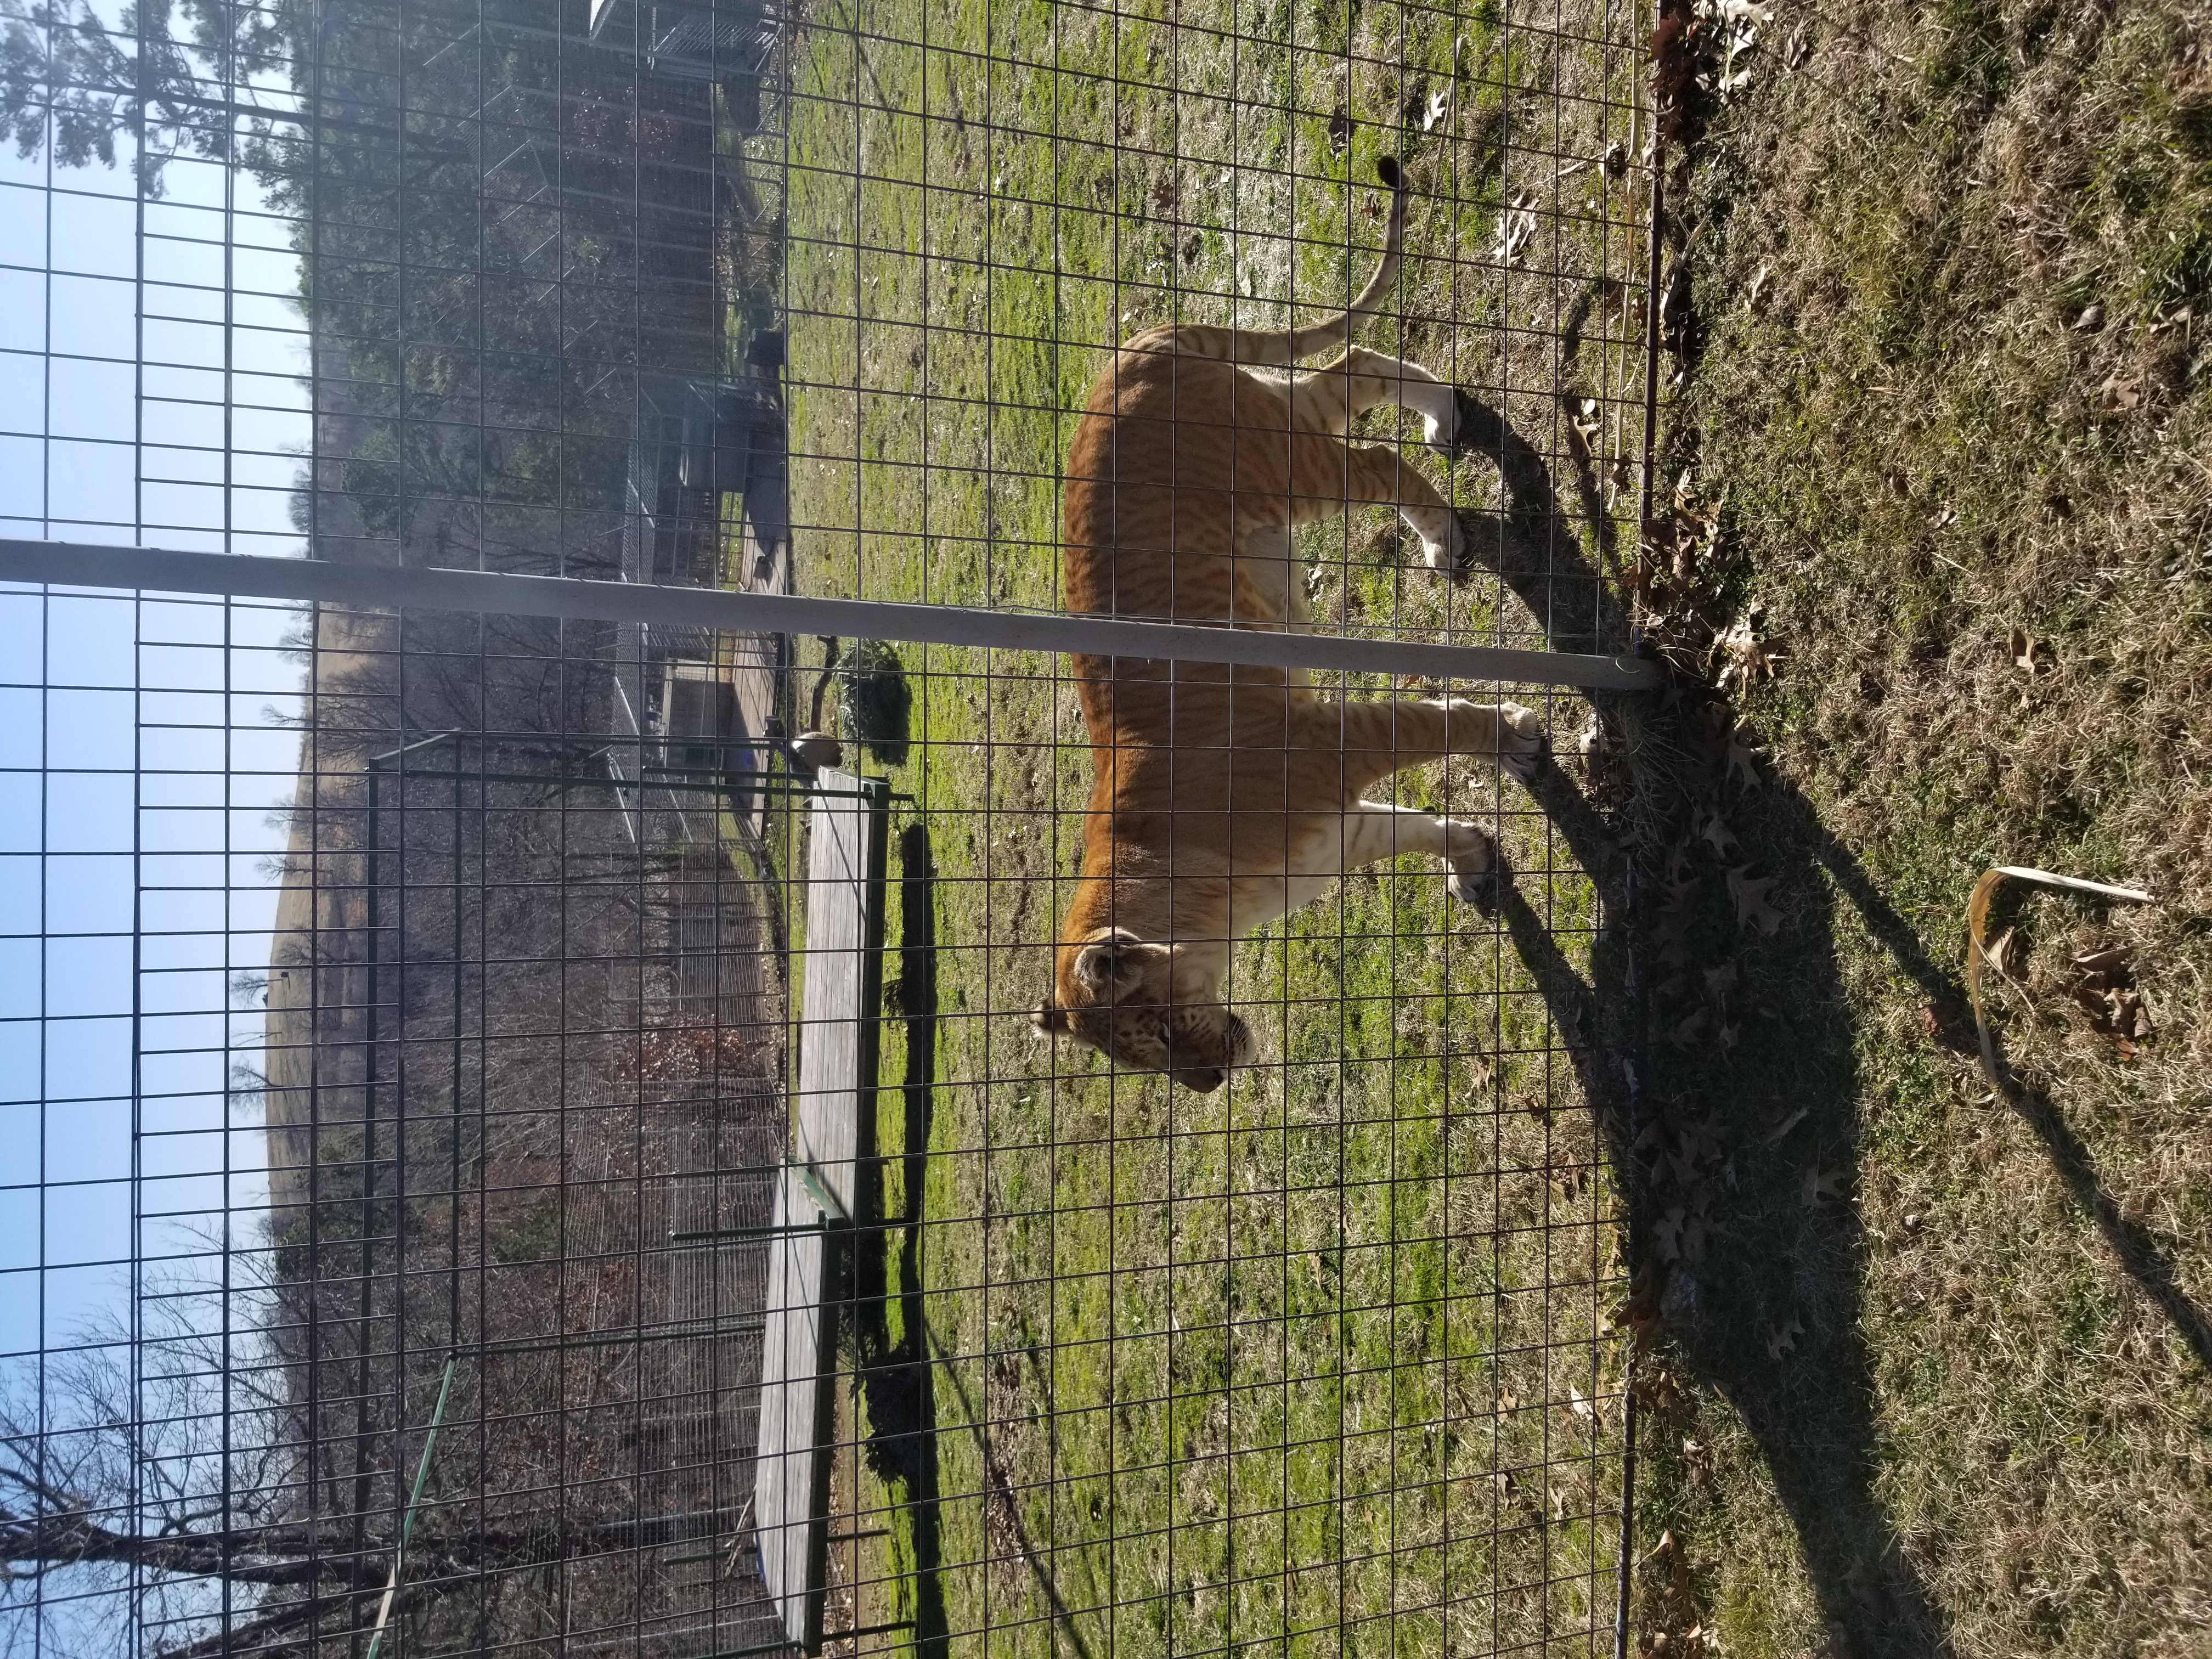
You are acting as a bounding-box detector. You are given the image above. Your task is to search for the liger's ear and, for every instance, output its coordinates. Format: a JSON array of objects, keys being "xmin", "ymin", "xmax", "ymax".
[
  {"xmin": 1031, "ymin": 998, "xmax": 1071, "ymax": 1036},
  {"xmin": 1073, "ymin": 932, "xmax": 1162, "ymax": 994}
]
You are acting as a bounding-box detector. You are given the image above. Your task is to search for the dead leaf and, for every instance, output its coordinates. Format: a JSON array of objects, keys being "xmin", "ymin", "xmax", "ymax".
[
  {"xmin": 1716, "ymin": 608, "xmax": 1779, "ymax": 689},
  {"xmin": 2074, "ymin": 302, "xmax": 2105, "ymax": 332},
  {"xmin": 1725, "ymin": 732, "xmax": 1761, "ymax": 789},
  {"xmin": 1801, "ymin": 1165, "xmax": 1847, "ymax": 1207},
  {"xmin": 2063, "ymin": 944, "xmax": 2157, "ymax": 1051},
  {"xmin": 1703, "ymin": 960, "xmax": 1739, "ymax": 999},
  {"xmin": 2100, "ymin": 373, "xmax": 2144, "ymax": 413},
  {"xmin": 1928, "ymin": 503, "xmax": 1957, "ymax": 531},
  {"xmin": 1882, "ymin": 465, "xmax": 1910, "ymax": 498},
  {"xmin": 2009, "ymin": 627, "xmax": 2047, "ymax": 674},
  {"xmin": 2071, "ymin": 946, "xmax": 2130, "ymax": 983},
  {"xmin": 1326, "ymin": 107, "xmax": 1352, "ymax": 155},
  {"xmin": 1747, "ymin": 263, "xmax": 1774, "ymax": 308},
  {"xmin": 1681, "ymin": 1436, "xmax": 1714, "ymax": 1489},
  {"xmin": 1766, "ymin": 1314, "xmax": 1804, "ymax": 1360},
  {"xmin": 1965, "ymin": 866, "xmax": 2155, "ymax": 1086},
  {"xmin": 1764, "ymin": 1105, "xmax": 1808, "ymax": 1145},
  {"xmin": 1703, "ymin": 0, "xmax": 1768, "ymax": 96},
  {"xmin": 1981, "ymin": 925, "xmax": 2022, "ymax": 980},
  {"xmin": 1666, "ymin": 1007, "xmax": 1710, "ymax": 1050},
  {"xmin": 1493, "ymin": 191, "xmax": 1538, "ymax": 264},
  {"xmin": 1655, "ymin": 1205, "xmax": 1687, "ymax": 1263},
  {"xmin": 1698, "ymin": 809, "xmax": 1740, "ymax": 857},
  {"xmin": 1726, "ymin": 866, "xmax": 1785, "ymax": 934},
  {"xmin": 1784, "ymin": 22, "xmax": 1812, "ymax": 69},
  {"xmin": 1421, "ymin": 86, "xmax": 1452, "ymax": 132},
  {"xmin": 1609, "ymin": 1266, "xmax": 1664, "ymax": 1352}
]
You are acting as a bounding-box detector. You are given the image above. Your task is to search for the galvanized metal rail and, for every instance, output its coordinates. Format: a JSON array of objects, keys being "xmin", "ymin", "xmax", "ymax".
[{"xmin": 0, "ymin": 539, "xmax": 1658, "ymax": 691}]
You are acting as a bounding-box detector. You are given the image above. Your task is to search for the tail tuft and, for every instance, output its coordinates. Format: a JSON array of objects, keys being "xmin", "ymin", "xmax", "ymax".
[{"xmin": 1375, "ymin": 154, "xmax": 1403, "ymax": 191}]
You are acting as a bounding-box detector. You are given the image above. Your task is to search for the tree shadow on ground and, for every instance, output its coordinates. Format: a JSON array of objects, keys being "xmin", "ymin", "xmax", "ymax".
[{"xmin": 1463, "ymin": 398, "xmax": 1957, "ymax": 1657}]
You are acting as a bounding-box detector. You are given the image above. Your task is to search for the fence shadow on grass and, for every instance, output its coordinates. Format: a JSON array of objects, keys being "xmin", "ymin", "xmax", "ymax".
[
  {"xmin": 855, "ymin": 821, "xmax": 1100, "ymax": 1659},
  {"xmin": 1476, "ymin": 405, "xmax": 1956, "ymax": 1657},
  {"xmin": 855, "ymin": 822, "xmax": 950, "ymax": 1659}
]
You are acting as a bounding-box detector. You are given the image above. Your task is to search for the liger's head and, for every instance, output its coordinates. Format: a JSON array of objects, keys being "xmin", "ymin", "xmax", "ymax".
[{"xmin": 1032, "ymin": 929, "xmax": 1256, "ymax": 1093}]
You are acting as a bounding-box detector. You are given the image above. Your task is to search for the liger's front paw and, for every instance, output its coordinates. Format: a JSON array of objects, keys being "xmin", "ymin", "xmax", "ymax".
[
  {"xmin": 1420, "ymin": 513, "xmax": 1470, "ymax": 584},
  {"xmin": 1446, "ymin": 388, "xmax": 1503, "ymax": 459},
  {"xmin": 1446, "ymin": 826, "xmax": 1503, "ymax": 913}
]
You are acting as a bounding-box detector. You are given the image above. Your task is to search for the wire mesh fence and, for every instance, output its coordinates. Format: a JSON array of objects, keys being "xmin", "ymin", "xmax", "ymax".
[{"xmin": 0, "ymin": 0, "xmax": 1659, "ymax": 1653}]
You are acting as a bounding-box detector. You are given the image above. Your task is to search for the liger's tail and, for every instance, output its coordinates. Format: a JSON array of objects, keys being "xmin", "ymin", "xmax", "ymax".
[{"xmin": 1127, "ymin": 156, "xmax": 1410, "ymax": 365}]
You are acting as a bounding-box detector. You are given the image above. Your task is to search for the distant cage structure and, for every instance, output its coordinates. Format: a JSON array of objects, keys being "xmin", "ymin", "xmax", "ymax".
[{"xmin": 0, "ymin": 0, "xmax": 1660, "ymax": 1657}]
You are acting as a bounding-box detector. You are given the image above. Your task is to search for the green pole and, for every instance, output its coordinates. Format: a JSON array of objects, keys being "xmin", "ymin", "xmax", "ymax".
[{"xmin": 364, "ymin": 1353, "xmax": 460, "ymax": 1659}]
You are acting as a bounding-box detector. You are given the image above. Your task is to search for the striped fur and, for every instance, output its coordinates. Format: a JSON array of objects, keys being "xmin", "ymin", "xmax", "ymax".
[{"xmin": 1035, "ymin": 158, "xmax": 1545, "ymax": 1092}]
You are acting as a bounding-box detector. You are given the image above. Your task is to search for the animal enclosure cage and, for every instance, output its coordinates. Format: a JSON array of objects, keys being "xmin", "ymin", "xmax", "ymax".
[{"xmin": 0, "ymin": 0, "xmax": 1661, "ymax": 1654}]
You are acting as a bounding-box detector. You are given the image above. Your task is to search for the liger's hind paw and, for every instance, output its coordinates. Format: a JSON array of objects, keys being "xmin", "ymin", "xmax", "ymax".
[{"xmin": 1496, "ymin": 703, "xmax": 1548, "ymax": 783}]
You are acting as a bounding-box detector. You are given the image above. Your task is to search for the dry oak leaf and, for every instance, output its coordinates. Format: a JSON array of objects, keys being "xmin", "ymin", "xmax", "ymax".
[
  {"xmin": 1726, "ymin": 866, "xmax": 1785, "ymax": 934},
  {"xmin": 2072, "ymin": 946, "xmax": 2130, "ymax": 982},
  {"xmin": 1715, "ymin": 611, "xmax": 1778, "ymax": 689},
  {"xmin": 1725, "ymin": 731, "xmax": 1762, "ymax": 789},
  {"xmin": 1493, "ymin": 191, "xmax": 1538, "ymax": 264},
  {"xmin": 2008, "ymin": 627, "xmax": 2050, "ymax": 674},
  {"xmin": 1980, "ymin": 924, "xmax": 2023, "ymax": 979},
  {"xmin": 1766, "ymin": 1314, "xmax": 1804, "ymax": 1360},
  {"xmin": 1697, "ymin": 809, "xmax": 1740, "ymax": 857},
  {"xmin": 1801, "ymin": 1164, "xmax": 1848, "ymax": 1208},
  {"xmin": 1764, "ymin": 1105, "xmax": 1808, "ymax": 1145}
]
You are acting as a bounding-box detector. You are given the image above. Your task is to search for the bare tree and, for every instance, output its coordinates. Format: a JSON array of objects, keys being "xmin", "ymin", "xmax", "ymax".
[{"xmin": 3, "ymin": 1303, "xmax": 752, "ymax": 1656}]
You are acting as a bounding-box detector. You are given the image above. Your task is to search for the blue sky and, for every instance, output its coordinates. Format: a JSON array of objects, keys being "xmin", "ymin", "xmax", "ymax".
[{"xmin": 0, "ymin": 89, "xmax": 304, "ymax": 1412}]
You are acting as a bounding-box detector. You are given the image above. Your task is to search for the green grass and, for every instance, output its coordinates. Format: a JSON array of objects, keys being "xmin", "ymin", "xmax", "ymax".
[{"xmin": 774, "ymin": 2, "xmax": 1656, "ymax": 1653}]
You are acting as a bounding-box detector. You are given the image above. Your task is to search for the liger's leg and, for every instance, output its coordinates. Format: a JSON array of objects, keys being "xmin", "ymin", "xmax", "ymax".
[
  {"xmin": 1339, "ymin": 800, "xmax": 1506, "ymax": 904},
  {"xmin": 1331, "ymin": 441, "xmax": 1469, "ymax": 575},
  {"xmin": 1291, "ymin": 347, "xmax": 1463, "ymax": 447},
  {"xmin": 1316, "ymin": 696, "xmax": 1545, "ymax": 788}
]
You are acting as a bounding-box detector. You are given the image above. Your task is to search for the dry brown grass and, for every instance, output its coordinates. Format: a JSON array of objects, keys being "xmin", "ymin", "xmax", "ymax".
[{"xmin": 1642, "ymin": 2, "xmax": 2212, "ymax": 1655}]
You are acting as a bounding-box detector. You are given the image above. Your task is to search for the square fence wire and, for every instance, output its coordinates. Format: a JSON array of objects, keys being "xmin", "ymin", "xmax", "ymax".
[{"xmin": 0, "ymin": 0, "xmax": 1661, "ymax": 1654}]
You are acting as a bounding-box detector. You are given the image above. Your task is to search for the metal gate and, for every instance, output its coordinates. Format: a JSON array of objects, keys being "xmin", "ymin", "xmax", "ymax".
[{"xmin": 0, "ymin": 0, "xmax": 1660, "ymax": 1652}]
